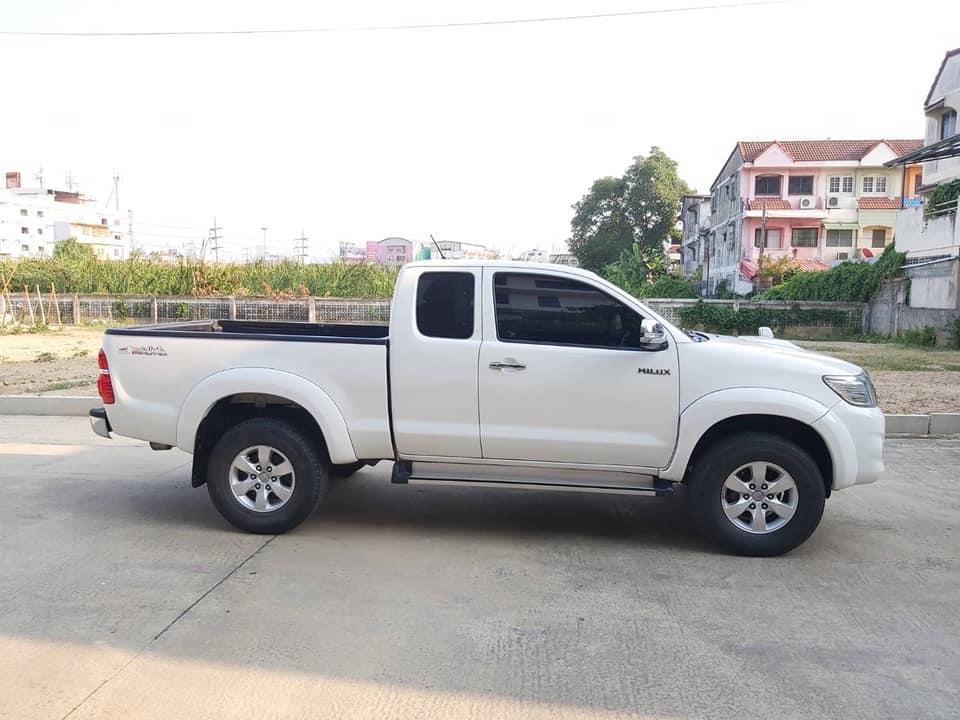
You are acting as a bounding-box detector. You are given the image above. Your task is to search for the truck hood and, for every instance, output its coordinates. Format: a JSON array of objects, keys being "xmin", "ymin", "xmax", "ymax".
[
  {"xmin": 701, "ymin": 333, "xmax": 862, "ymax": 374},
  {"xmin": 677, "ymin": 332, "xmax": 864, "ymax": 411}
]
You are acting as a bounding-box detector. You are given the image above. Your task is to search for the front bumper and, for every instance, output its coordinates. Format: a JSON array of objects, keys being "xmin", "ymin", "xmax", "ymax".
[
  {"xmin": 89, "ymin": 407, "xmax": 112, "ymax": 439},
  {"xmin": 813, "ymin": 402, "xmax": 885, "ymax": 490}
]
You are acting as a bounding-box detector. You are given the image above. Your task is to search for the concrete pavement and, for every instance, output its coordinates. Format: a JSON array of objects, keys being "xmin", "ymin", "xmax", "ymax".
[{"xmin": 0, "ymin": 417, "xmax": 957, "ymax": 719}]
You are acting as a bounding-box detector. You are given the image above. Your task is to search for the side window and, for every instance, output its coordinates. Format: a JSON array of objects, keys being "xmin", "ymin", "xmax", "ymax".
[
  {"xmin": 493, "ymin": 273, "xmax": 647, "ymax": 349},
  {"xmin": 416, "ymin": 272, "xmax": 475, "ymax": 339}
]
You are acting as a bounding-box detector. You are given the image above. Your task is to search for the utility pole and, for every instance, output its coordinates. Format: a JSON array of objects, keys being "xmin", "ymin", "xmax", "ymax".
[
  {"xmin": 260, "ymin": 226, "xmax": 268, "ymax": 260},
  {"xmin": 127, "ymin": 209, "xmax": 135, "ymax": 256},
  {"xmin": 113, "ymin": 171, "xmax": 120, "ymax": 212},
  {"xmin": 758, "ymin": 200, "xmax": 767, "ymax": 263},
  {"xmin": 208, "ymin": 217, "xmax": 223, "ymax": 263},
  {"xmin": 293, "ymin": 229, "xmax": 309, "ymax": 263}
]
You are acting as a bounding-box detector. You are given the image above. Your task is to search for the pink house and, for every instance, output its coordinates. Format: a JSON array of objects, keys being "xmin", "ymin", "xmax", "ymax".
[{"xmin": 696, "ymin": 139, "xmax": 923, "ymax": 294}]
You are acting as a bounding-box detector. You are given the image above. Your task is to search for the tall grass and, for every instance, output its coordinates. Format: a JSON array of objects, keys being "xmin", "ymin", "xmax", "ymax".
[{"xmin": 0, "ymin": 255, "xmax": 399, "ymax": 298}]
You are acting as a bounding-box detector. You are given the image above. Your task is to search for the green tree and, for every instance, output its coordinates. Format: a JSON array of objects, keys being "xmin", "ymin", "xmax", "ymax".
[
  {"xmin": 52, "ymin": 237, "xmax": 97, "ymax": 262},
  {"xmin": 568, "ymin": 147, "xmax": 691, "ymax": 272}
]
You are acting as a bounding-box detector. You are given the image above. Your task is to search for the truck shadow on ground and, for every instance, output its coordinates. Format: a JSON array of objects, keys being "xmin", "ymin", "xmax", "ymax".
[{"xmin": 313, "ymin": 468, "xmax": 706, "ymax": 550}]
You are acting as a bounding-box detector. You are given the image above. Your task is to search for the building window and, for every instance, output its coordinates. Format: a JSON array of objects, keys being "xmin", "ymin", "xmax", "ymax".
[
  {"xmin": 37, "ymin": 210, "xmax": 44, "ymax": 217},
  {"xmin": 754, "ymin": 175, "xmax": 781, "ymax": 196},
  {"xmin": 416, "ymin": 271, "xmax": 474, "ymax": 339},
  {"xmin": 21, "ymin": 244, "xmax": 29, "ymax": 252},
  {"xmin": 942, "ymin": 109, "xmax": 957, "ymax": 140},
  {"xmin": 493, "ymin": 273, "xmax": 649, "ymax": 349},
  {"xmin": 791, "ymin": 228, "xmax": 818, "ymax": 247},
  {"xmin": 826, "ymin": 229, "xmax": 854, "ymax": 247},
  {"xmin": 754, "ymin": 228, "xmax": 782, "ymax": 249},
  {"xmin": 862, "ymin": 176, "xmax": 887, "ymax": 194},
  {"xmin": 914, "ymin": 172, "xmax": 923, "ymax": 195},
  {"xmin": 828, "ymin": 176, "xmax": 854, "ymax": 193},
  {"xmin": 37, "ymin": 227, "xmax": 43, "ymax": 235},
  {"xmin": 19, "ymin": 208, "xmax": 28, "ymax": 216},
  {"xmin": 871, "ymin": 229, "xmax": 887, "ymax": 248},
  {"xmin": 21, "ymin": 226, "xmax": 29, "ymax": 234},
  {"xmin": 101, "ymin": 217, "xmax": 108, "ymax": 225},
  {"xmin": 114, "ymin": 248, "xmax": 121, "ymax": 257},
  {"xmin": 788, "ymin": 176, "xmax": 814, "ymax": 195}
]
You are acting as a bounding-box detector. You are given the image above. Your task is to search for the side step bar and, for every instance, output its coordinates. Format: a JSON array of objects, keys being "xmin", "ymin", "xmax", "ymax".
[{"xmin": 390, "ymin": 461, "xmax": 674, "ymax": 496}]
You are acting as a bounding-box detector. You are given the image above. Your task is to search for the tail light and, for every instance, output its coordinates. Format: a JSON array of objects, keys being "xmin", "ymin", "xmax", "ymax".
[{"xmin": 97, "ymin": 348, "xmax": 115, "ymax": 404}]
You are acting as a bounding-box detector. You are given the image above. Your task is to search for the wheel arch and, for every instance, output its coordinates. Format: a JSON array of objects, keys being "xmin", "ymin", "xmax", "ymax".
[
  {"xmin": 659, "ymin": 388, "xmax": 835, "ymax": 495},
  {"xmin": 683, "ymin": 415, "xmax": 833, "ymax": 497},
  {"xmin": 177, "ymin": 368, "xmax": 358, "ymax": 487}
]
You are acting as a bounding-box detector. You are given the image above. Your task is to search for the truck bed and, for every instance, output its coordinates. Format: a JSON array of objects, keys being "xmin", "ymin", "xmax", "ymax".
[{"xmin": 106, "ymin": 319, "xmax": 389, "ymax": 344}]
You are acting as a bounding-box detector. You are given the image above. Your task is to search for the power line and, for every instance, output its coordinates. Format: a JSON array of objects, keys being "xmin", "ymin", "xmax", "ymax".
[{"xmin": 0, "ymin": 1, "xmax": 794, "ymax": 37}]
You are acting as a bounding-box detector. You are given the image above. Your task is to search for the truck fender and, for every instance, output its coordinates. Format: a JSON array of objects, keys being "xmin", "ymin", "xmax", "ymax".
[
  {"xmin": 658, "ymin": 388, "xmax": 833, "ymax": 482},
  {"xmin": 176, "ymin": 367, "xmax": 358, "ymax": 464}
]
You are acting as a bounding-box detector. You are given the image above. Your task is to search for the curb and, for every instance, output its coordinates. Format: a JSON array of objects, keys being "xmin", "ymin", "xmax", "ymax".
[
  {"xmin": 0, "ymin": 396, "xmax": 98, "ymax": 417},
  {"xmin": 0, "ymin": 397, "xmax": 958, "ymax": 438}
]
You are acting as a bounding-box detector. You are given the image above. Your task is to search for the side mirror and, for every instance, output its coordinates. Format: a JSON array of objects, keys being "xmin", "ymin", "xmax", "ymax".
[{"xmin": 638, "ymin": 318, "xmax": 668, "ymax": 351}]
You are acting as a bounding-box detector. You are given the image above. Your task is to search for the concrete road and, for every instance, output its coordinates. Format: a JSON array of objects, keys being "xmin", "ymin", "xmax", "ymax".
[{"xmin": 0, "ymin": 417, "xmax": 957, "ymax": 720}]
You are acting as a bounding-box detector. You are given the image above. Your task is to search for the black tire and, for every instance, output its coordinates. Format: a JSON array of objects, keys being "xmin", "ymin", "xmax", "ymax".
[
  {"xmin": 329, "ymin": 461, "xmax": 366, "ymax": 480},
  {"xmin": 687, "ymin": 432, "xmax": 826, "ymax": 557},
  {"xmin": 206, "ymin": 417, "xmax": 328, "ymax": 534}
]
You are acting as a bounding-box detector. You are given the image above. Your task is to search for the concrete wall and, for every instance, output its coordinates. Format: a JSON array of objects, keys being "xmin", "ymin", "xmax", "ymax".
[
  {"xmin": 894, "ymin": 202, "xmax": 960, "ymax": 258},
  {"xmin": 905, "ymin": 258, "xmax": 960, "ymax": 310},
  {"xmin": 868, "ymin": 276, "xmax": 960, "ymax": 341}
]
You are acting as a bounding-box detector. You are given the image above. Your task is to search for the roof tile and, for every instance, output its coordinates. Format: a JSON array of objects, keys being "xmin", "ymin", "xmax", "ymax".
[
  {"xmin": 747, "ymin": 198, "xmax": 792, "ymax": 210},
  {"xmin": 858, "ymin": 197, "xmax": 902, "ymax": 210},
  {"xmin": 738, "ymin": 140, "xmax": 923, "ymax": 163}
]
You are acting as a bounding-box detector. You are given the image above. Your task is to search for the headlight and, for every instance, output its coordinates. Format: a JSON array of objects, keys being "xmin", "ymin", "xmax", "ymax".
[{"xmin": 822, "ymin": 373, "xmax": 878, "ymax": 408}]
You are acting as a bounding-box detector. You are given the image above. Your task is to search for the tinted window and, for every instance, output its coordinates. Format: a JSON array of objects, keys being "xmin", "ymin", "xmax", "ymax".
[
  {"xmin": 788, "ymin": 175, "xmax": 813, "ymax": 194},
  {"xmin": 494, "ymin": 273, "xmax": 646, "ymax": 349},
  {"xmin": 755, "ymin": 175, "xmax": 781, "ymax": 196},
  {"xmin": 416, "ymin": 272, "xmax": 474, "ymax": 339}
]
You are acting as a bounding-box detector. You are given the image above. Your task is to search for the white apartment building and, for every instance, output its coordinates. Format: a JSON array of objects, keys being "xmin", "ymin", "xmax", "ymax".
[{"xmin": 0, "ymin": 171, "xmax": 126, "ymax": 260}]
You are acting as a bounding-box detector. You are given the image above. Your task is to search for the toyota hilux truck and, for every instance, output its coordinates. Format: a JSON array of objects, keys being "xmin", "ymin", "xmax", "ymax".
[{"xmin": 90, "ymin": 261, "xmax": 884, "ymax": 556}]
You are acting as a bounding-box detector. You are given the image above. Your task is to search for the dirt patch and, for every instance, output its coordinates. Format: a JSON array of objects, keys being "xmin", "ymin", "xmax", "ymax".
[
  {"xmin": 869, "ymin": 371, "xmax": 960, "ymax": 414},
  {"xmin": 1, "ymin": 327, "xmax": 103, "ymax": 396}
]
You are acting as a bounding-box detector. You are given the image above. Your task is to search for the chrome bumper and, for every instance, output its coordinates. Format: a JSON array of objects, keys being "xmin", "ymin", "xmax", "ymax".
[{"xmin": 89, "ymin": 407, "xmax": 112, "ymax": 439}]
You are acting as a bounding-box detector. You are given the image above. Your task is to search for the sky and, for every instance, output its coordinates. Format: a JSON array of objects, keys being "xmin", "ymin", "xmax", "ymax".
[{"xmin": 1, "ymin": 0, "xmax": 957, "ymax": 261}]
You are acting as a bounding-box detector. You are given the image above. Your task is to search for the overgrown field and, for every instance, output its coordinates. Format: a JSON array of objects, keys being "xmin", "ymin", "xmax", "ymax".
[{"xmin": 0, "ymin": 245, "xmax": 398, "ymax": 298}]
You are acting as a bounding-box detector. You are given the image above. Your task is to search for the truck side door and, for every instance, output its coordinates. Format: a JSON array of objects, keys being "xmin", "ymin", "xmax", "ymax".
[
  {"xmin": 390, "ymin": 266, "xmax": 482, "ymax": 458},
  {"xmin": 477, "ymin": 269, "xmax": 680, "ymax": 469}
]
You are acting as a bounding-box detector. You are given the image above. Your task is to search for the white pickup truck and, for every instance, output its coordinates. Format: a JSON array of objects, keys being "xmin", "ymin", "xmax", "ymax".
[{"xmin": 90, "ymin": 260, "xmax": 884, "ymax": 556}]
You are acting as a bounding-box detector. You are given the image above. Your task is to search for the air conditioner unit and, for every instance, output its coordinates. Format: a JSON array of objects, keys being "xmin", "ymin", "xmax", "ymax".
[
  {"xmin": 827, "ymin": 196, "xmax": 840, "ymax": 208},
  {"xmin": 798, "ymin": 196, "xmax": 816, "ymax": 209}
]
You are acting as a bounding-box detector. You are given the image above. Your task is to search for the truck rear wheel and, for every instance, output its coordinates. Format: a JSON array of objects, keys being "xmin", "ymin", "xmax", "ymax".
[
  {"xmin": 206, "ymin": 418, "xmax": 328, "ymax": 534},
  {"xmin": 687, "ymin": 432, "xmax": 826, "ymax": 556}
]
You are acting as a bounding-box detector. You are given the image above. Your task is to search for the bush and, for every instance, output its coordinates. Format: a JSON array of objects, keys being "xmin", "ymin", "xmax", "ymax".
[
  {"xmin": 677, "ymin": 300, "xmax": 851, "ymax": 335},
  {"xmin": 0, "ymin": 253, "xmax": 399, "ymax": 298},
  {"xmin": 926, "ymin": 179, "xmax": 960, "ymax": 217},
  {"xmin": 951, "ymin": 315, "xmax": 960, "ymax": 350},
  {"xmin": 758, "ymin": 244, "xmax": 904, "ymax": 302},
  {"xmin": 898, "ymin": 326, "xmax": 937, "ymax": 347},
  {"xmin": 636, "ymin": 276, "xmax": 698, "ymax": 298}
]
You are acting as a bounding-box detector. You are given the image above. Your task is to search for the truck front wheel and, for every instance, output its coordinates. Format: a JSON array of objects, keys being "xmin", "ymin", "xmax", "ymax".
[
  {"xmin": 687, "ymin": 432, "xmax": 826, "ymax": 556},
  {"xmin": 206, "ymin": 418, "xmax": 328, "ymax": 534}
]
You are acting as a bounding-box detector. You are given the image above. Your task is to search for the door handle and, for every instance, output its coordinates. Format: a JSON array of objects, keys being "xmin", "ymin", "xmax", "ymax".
[{"xmin": 489, "ymin": 360, "xmax": 526, "ymax": 370}]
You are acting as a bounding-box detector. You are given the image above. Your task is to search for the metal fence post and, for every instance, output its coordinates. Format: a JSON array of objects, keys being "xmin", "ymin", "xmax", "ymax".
[
  {"xmin": 73, "ymin": 293, "xmax": 81, "ymax": 325},
  {"xmin": 229, "ymin": 296, "xmax": 237, "ymax": 320},
  {"xmin": 307, "ymin": 297, "xmax": 317, "ymax": 323},
  {"xmin": 151, "ymin": 297, "xmax": 159, "ymax": 324}
]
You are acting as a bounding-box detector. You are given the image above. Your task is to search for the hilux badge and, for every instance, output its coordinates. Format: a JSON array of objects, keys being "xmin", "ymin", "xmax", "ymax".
[{"xmin": 638, "ymin": 368, "xmax": 670, "ymax": 376}]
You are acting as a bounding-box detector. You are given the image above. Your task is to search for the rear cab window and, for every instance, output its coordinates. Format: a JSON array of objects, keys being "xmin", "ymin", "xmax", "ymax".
[{"xmin": 416, "ymin": 272, "xmax": 475, "ymax": 339}]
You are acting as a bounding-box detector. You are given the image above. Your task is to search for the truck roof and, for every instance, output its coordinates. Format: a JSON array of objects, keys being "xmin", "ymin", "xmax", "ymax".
[{"xmin": 403, "ymin": 259, "xmax": 596, "ymax": 279}]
